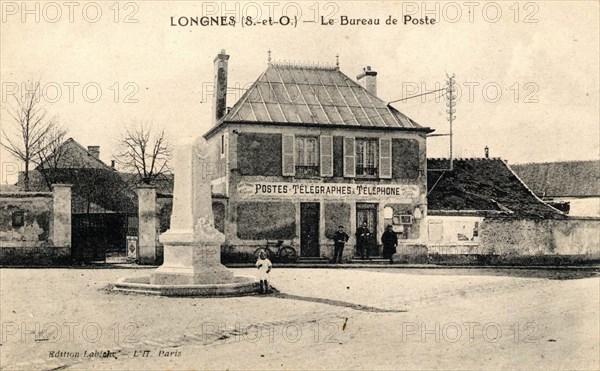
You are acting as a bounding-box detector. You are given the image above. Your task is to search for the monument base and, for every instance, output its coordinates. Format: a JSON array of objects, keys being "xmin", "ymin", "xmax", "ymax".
[
  {"xmin": 151, "ymin": 242, "xmax": 235, "ymax": 285},
  {"xmin": 114, "ymin": 241, "xmax": 258, "ymax": 297},
  {"xmin": 113, "ymin": 275, "xmax": 258, "ymax": 297}
]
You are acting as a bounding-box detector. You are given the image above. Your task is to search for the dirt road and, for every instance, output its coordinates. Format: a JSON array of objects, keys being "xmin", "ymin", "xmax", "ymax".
[{"xmin": 1, "ymin": 268, "xmax": 598, "ymax": 370}]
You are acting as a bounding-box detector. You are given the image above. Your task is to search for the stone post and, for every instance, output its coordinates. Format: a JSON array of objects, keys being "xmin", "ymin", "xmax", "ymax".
[
  {"xmin": 52, "ymin": 184, "xmax": 72, "ymax": 250},
  {"xmin": 137, "ymin": 185, "xmax": 157, "ymax": 264}
]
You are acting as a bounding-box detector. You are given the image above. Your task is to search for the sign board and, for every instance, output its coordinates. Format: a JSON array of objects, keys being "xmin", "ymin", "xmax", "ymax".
[
  {"xmin": 126, "ymin": 236, "xmax": 138, "ymax": 261},
  {"xmin": 237, "ymin": 182, "xmax": 419, "ymax": 200}
]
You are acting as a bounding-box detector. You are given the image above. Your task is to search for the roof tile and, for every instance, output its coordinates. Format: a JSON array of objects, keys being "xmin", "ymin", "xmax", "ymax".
[{"xmin": 222, "ymin": 63, "xmax": 426, "ymax": 129}]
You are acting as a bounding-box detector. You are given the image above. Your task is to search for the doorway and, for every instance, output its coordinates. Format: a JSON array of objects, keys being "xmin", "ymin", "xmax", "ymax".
[
  {"xmin": 356, "ymin": 203, "xmax": 378, "ymax": 257},
  {"xmin": 300, "ymin": 202, "xmax": 320, "ymax": 257}
]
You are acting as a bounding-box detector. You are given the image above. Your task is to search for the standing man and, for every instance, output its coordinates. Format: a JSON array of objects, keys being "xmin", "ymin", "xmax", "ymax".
[
  {"xmin": 382, "ymin": 224, "xmax": 398, "ymax": 264},
  {"xmin": 355, "ymin": 221, "xmax": 371, "ymax": 259},
  {"xmin": 332, "ymin": 225, "xmax": 349, "ymax": 264}
]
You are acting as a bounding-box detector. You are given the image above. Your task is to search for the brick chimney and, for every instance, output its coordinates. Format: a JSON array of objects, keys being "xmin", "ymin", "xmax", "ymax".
[
  {"xmin": 213, "ymin": 49, "xmax": 230, "ymax": 125},
  {"xmin": 357, "ymin": 66, "xmax": 377, "ymax": 96},
  {"xmin": 88, "ymin": 146, "xmax": 100, "ymax": 159}
]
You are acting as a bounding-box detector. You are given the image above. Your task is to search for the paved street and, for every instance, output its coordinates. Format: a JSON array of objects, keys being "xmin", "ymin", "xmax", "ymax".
[{"xmin": 1, "ymin": 267, "xmax": 598, "ymax": 370}]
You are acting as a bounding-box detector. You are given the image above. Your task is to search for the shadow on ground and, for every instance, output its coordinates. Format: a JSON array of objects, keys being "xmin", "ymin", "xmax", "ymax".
[{"xmin": 271, "ymin": 291, "xmax": 407, "ymax": 313}]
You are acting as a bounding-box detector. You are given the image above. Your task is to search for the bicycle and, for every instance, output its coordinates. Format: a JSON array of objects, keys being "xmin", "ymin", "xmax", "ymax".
[{"xmin": 253, "ymin": 240, "xmax": 298, "ymax": 263}]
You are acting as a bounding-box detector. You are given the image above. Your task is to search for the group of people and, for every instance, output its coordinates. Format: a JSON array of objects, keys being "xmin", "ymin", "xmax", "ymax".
[{"xmin": 331, "ymin": 222, "xmax": 398, "ymax": 264}]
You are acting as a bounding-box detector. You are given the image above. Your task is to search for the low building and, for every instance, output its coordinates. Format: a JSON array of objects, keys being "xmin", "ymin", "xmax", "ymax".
[
  {"xmin": 512, "ymin": 160, "xmax": 600, "ymax": 217},
  {"xmin": 17, "ymin": 138, "xmax": 137, "ymax": 261},
  {"xmin": 423, "ymin": 158, "xmax": 600, "ymax": 263},
  {"xmin": 202, "ymin": 50, "xmax": 433, "ymax": 260},
  {"xmin": 426, "ymin": 157, "xmax": 566, "ymax": 253}
]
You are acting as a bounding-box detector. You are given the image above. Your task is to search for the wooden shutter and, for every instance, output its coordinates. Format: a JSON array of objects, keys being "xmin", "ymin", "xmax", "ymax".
[
  {"xmin": 282, "ymin": 134, "xmax": 295, "ymax": 176},
  {"xmin": 320, "ymin": 135, "xmax": 333, "ymax": 177},
  {"xmin": 379, "ymin": 138, "xmax": 392, "ymax": 179},
  {"xmin": 343, "ymin": 137, "xmax": 355, "ymax": 178}
]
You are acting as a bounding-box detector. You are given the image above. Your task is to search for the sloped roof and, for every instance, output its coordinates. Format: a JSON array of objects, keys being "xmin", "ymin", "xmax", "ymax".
[
  {"xmin": 37, "ymin": 138, "xmax": 111, "ymax": 170},
  {"xmin": 427, "ymin": 158, "xmax": 566, "ymax": 219},
  {"xmin": 24, "ymin": 138, "xmax": 136, "ymax": 213},
  {"xmin": 221, "ymin": 62, "xmax": 430, "ymax": 130},
  {"xmin": 511, "ymin": 160, "xmax": 600, "ymax": 197}
]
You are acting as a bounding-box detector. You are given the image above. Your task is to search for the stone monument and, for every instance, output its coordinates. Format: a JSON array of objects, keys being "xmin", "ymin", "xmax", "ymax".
[{"xmin": 114, "ymin": 136, "xmax": 257, "ymax": 296}]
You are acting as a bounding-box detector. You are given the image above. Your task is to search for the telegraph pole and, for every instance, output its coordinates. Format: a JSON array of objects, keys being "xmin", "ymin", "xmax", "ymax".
[{"xmin": 445, "ymin": 73, "xmax": 456, "ymax": 171}]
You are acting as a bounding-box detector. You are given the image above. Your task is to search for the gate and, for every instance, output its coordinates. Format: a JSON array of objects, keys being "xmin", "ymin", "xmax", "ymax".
[{"xmin": 71, "ymin": 213, "xmax": 128, "ymax": 263}]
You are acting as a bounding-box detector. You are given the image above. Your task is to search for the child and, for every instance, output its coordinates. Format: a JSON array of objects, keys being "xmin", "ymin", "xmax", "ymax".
[{"xmin": 256, "ymin": 251, "xmax": 272, "ymax": 294}]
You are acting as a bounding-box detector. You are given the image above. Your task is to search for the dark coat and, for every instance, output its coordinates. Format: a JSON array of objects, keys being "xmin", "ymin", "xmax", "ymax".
[
  {"xmin": 382, "ymin": 230, "xmax": 398, "ymax": 247},
  {"xmin": 332, "ymin": 231, "xmax": 349, "ymax": 246},
  {"xmin": 355, "ymin": 226, "xmax": 371, "ymax": 246},
  {"xmin": 381, "ymin": 230, "xmax": 398, "ymax": 258}
]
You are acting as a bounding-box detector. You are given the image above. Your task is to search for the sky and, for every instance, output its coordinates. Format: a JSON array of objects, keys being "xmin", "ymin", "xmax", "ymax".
[{"xmin": 1, "ymin": 0, "xmax": 598, "ymax": 183}]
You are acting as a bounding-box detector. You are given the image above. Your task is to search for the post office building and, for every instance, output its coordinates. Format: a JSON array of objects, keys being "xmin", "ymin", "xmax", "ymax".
[{"xmin": 204, "ymin": 50, "xmax": 434, "ymax": 260}]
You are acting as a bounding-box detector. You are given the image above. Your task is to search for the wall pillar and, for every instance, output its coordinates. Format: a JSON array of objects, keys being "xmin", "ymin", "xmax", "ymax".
[
  {"xmin": 137, "ymin": 186, "xmax": 157, "ymax": 264},
  {"xmin": 346, "ymin": 202, "xmax": 357, "ymax": 259},
  {"xmin": 52, "ymin": 184, "xmax": 72, "ymax": 249}
]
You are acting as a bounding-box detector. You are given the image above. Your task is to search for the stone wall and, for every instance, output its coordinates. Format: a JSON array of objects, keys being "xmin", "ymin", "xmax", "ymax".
[
  {"xmin": 425, "ymin": 215, "xmax": 484, "ymax": 254},
  {"xmin": 480, "ymin": 218, "xmax": 600, "ymax": 258},
  {"xmin": 0, "ymin": 186, "xmax": 72, "ymax": 265},
  {"xmin": 236, "ymin": 201, "xmax": 296, "ymax": 240}
]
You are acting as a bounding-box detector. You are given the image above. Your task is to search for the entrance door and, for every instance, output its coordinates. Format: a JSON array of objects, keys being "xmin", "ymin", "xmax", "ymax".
[
  {"xmin": 300, "ymin": 203, "xmax": 320, "ymax": 257},
  {"xmin": 356, "ymin": 203, "xmax": 378, "ymax": 256}
]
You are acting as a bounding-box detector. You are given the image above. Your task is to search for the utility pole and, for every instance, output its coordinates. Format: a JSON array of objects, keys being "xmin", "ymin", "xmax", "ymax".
[{"xmin": 445, "ymin": 73, "xmax": 456, "ymax": 171}]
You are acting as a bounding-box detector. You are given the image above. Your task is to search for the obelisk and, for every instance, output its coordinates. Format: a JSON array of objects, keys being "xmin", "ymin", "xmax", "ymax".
[{"xmin": 151, "ymin": 136, "xmax": 234, "ymax": 285}]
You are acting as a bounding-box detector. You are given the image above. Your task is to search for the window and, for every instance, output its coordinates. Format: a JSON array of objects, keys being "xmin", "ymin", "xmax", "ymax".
[
  {"xmin": 295, "ymin": 136, "xmax": 319, "ymax": 177},
  {"xmin": 12, "ymin": 210, "xmax": 24, "ymax": 228},
  {"xmin": 356, "ymin": 138, "xmax": 378, "ymax": 177}
]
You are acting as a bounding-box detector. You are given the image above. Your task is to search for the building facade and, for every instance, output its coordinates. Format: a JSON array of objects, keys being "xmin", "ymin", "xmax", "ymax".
[
  {"xmin": 512, "ymin": 160, "xmax": 600, "ymax": 218},
  {"xmin": 203, "ymin": 51, "xmax": 433, "ymax": 260}
]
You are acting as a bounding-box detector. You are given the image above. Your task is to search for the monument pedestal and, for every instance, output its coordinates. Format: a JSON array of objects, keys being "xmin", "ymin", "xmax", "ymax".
[
  {"xmin": 114, "ymin": 135, "xmax": 258, "ymax": 297},
  {"xmin": 152, "ymin": 242, "xmax": 234, "ymax": 285}
]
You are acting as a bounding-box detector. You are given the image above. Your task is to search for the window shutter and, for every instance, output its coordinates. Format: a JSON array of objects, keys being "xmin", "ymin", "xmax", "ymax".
[
  {"xmin": 320, "ymin": 135, "xmax": 333, "ymax": 177},
  {"xmin": 343, "ymin": 137, "xmax": 355, "ymax": 178},
  {"xmin": 282, "ymin": 134, "xmax": 295, "ymax": 176},
  {"xmin": 379, "ymin": 138, "xmax": 392, "ymax": 179}
]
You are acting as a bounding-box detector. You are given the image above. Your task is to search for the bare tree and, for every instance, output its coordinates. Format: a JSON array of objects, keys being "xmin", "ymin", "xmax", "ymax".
[
  {"xmin": 35, "ymin": 125, "xmax": 69, "ymax": 189},
  {"xmin": 116, "ymin": 122, "xmax": 172, "ymax": 185},
  {"xmin": 1, "ymin": 81, "xmax": 59, "ymax": 191}
]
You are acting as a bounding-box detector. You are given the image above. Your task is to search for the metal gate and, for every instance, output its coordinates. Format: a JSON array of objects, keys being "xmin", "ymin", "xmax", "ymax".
[{"xmin": 71, "ymin": 213, "xmax": 128, "ymax": 263}]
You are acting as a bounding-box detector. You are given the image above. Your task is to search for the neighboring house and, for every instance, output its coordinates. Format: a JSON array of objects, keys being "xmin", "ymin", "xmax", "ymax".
[
  {"xmin": 512, "ymin": 160, "xmax": 600, "ymax": 217},
  {"xmin": 201, "ymin": 50, "xmax": 433, "ymax": 259},
  {"xmin": 19, "ymin": 138, "xmax": 137, "ymax": 214},
  {"xmin": 17, "ymin": 138, "xmax": 138, "ymax": 259},
  {"xmin": 425, "ymin": 157, "xmax": 566, "ymax": 253}
]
